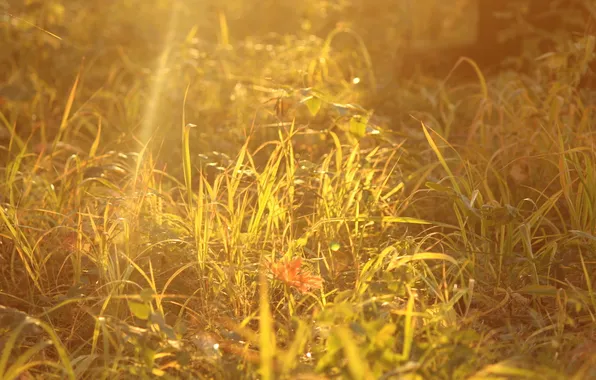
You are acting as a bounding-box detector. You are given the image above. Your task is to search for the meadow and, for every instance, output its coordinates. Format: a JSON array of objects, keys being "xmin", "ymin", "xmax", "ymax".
[{"xmin": 0, "ymin": 1, "xmax": 595, "ymax": 379}]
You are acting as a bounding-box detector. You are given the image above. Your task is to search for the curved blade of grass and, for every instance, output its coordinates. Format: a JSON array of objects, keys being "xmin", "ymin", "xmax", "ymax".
[
  {"xmin": 5, "ymin": 361, "xmax": 65, "ymax": 380},
  {"xmin": 89, "ymin": 117, "xmax": 101, "ymax": 158},
  {"xmin": 443, "ymin": 56, "xmax": 488, "ymax": 100},
  {"xmin": 182, "ymin": 81, "xmax": 194, "ymax": 213},
  {"xmin": 387, "ymin": 252, "xmax": 458, "ymax": 271},
  {"xmin": 0, "ymin": 322, "xmax": 27, "ymax": 376},
  {"xmin": 52, "ymin": 65, "xmax": 81, "ymax": 152},
  {"xmin": 421, "ymin": 122, "xmax": 461, "ymax": 194},
  {"xmin": 470, "ymin": 361, "xmax": 541, "ymax": 379},
  {"xmin": 0, "ymin": 317, "xmax": 74, "ymax": 380},
  {"xmin": 4, "ymin": 339, "xmax": 52, "ymax": 380}
]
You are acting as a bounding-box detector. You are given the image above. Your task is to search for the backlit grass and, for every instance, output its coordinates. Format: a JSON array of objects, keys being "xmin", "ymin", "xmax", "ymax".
[{"xmin": 1, "ymin": 1, "xmax": 595, "ymax": 379}]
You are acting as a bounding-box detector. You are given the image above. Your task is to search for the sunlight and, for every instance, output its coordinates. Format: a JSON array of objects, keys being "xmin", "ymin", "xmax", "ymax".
[
  {"xmin": 1, "ymin": 0, "xmax": 595, "ymax": 378},
  {"xmin": 138, "ymin": 2, "xmax": 181, "ymax": 147}
]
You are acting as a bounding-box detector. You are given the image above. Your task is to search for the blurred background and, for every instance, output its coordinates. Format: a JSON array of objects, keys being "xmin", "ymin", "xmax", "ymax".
[{"xmin": 0, "ymin": 0, "xmax": 593, "ymax": 167}]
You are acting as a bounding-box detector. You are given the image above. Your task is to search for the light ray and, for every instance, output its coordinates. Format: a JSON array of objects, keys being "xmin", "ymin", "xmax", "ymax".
[{"xmin": 138, "ymin": 2, "xmax": 181, "ymax": 147}]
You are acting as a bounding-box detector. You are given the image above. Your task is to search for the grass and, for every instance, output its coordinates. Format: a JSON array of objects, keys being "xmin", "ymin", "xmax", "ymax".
[{"xmin": 1, "ymin": 2, "xmax": 596, "ymax": 379}]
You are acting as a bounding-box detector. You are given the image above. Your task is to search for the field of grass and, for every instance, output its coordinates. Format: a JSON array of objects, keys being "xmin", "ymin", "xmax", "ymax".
[{"xmin": 1, "ymin": 1, "xmax": 596, "ymax": 379}]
